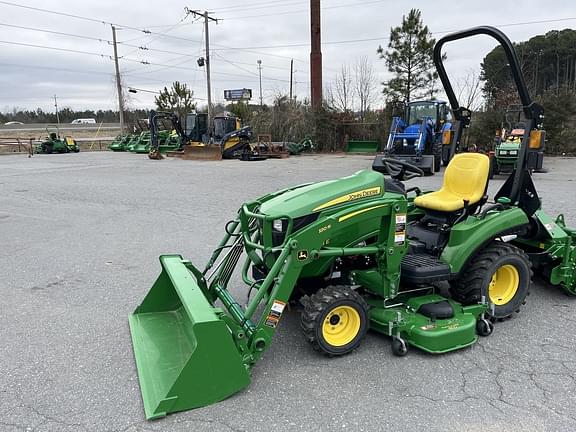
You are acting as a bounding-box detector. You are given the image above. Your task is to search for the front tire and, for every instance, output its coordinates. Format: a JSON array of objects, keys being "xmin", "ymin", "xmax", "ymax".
[
  {"xmin": 300, "ymin": 285, "xmax": 369, "ymax": 356},
  {"xmin": 450, "ymin": 242, "xmax": 532, "ymax": 319}
]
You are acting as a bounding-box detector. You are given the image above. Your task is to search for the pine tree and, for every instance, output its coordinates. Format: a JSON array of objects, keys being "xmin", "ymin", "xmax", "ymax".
[
  {"xmin": 378, "ymin": 9, "xmax": 440, "ymax": 103},
  {"xmin": 154, "ymin": 81, "xmax": 197, "ymax": 121}
]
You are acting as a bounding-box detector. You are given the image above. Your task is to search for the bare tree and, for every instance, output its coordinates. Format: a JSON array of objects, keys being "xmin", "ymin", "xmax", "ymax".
[
  {"xmin": 332, "ymin": 65, "xmax": 354, "ymax": 112},
  {"xmin": 354, "ymin": 57, "xmax": 377, "ymax": 120},
  {"xmin": 456, "ymin": 69, "xmax": 483, "ymax": 111},
  {"xmin": 324, "ymin": 84, "xmax": 336, "ymax": 109}
]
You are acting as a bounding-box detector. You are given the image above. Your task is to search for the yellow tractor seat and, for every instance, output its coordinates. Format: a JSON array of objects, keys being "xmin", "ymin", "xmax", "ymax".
[{"xmin": 414, "ymin": 153, "xmax": 490, "ymax": 213}]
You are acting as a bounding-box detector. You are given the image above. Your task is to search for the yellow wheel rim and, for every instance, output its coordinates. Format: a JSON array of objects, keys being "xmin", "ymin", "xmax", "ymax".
[
  {"xmin": 489, "ymin": 264, "xmax": 520, "ymax": 305},
  {"xmin": 322, "ymin": 305, "xmax": 361, "ymax": 347}
]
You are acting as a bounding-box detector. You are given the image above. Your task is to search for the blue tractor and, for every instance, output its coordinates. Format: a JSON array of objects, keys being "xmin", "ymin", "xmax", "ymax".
[{"xmin": 384, "ymin": 100, "xmax": 453, "ymax": 174}]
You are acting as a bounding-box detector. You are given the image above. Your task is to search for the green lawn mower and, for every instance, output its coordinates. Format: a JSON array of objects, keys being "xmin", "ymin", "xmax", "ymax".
[
  {"xmin": 36, "ymin": 126, "xmax": 79, "ymax": 154},
  {"xmin": 129, "ymin": 26, "xmax": 576, "ymax": 420}
]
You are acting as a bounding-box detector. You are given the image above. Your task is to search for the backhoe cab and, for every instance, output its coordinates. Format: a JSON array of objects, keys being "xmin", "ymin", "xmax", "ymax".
[
  {"xmin": 148, "ymin": 111, "xmax": 209, "ymax": 159},
  {"xmin": 130, "ymin": 26, "xmax": 576, "ymax": 420}
]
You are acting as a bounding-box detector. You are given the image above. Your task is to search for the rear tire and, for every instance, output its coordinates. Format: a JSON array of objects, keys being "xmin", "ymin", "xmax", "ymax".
[
  {"xmin": 300, "ymin": 285, "xmax": 369, "ymax": 356},
  {"xmin": 449, "ymin": 242, "xmax": 532, "ymax": 319}
]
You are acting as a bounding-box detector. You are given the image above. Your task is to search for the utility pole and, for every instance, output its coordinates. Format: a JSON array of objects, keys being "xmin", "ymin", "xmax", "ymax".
[
  {"xmin": 289, "ymin": 59, "xmax": 294, "ymax": 100},
  {"xmin": 187, "ymin": 9, "xmax": 219, "ymax": 128},
  {"xmin": 257, "ymin": 60, "xmax": 263, "ymax": 107},
  {"xmin": 53, "ymin": 94, "xmax": 60, "ymax": 125},
  {"xmin": 111, "ymin": 25, "xmax": 125, "ymax": 133},
  {"xmin": 310, "ymin": 0, "xmax": 322, "ymax": 108}
]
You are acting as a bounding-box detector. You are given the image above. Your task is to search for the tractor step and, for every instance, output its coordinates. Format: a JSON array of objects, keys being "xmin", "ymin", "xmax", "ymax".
[{"xmin": 401, "ymin": 253, "xmax": 451, "ymax": 284}]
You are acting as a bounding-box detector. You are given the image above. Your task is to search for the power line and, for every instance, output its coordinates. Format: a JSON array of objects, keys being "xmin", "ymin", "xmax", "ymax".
[
  {"xmin": 0, "ymin": 1, "xmax": 307, "ymax": 67},
  {"xmin": 213, "ymin": 54, "xmax": 305, "ymax": 73},
  {"xmin": 0, "ymin": 1, "xmax": 200, "ymax": 44},
  {"xmin": 221, "ymin": 0, "xmax": 386, "ymax": 20},
  {"xmin": 0, "ymin": 2, "xmax": 307, "ymax": 70},
  {"xmin": 0, "ymin": 37, "xmax": 289, "ymax": 82},
  {"xmin": 0, "ymin": 22, "xmax": 110, "ymax": 44},
  {"xmin": 0, "ymin": 62, "xmax": 114, "ymax": 77},
  {"xmin": 0, "ymin": 39, "xmax": 109, "ymax": 59},
  {"xmin": 118, "ymin": 42, "xmax": 200, "ymax": 58},
  {"xmin": 213, "ymin": 52, "xmax": 259, "ymax": 77},
  {"xmin": 213, "ymin": 16, "xmax": 576, "ymax": 50},
  {"xmin": 217, "ymin": 0, "xmax": 306, "ymax": 13},
  {"xmin": 215, "ymin": 0, "xmax": 305, "ymax": 12},
  {"xmin": 121, "ymin": 11, "xmax": 194, "ymax": 57}
]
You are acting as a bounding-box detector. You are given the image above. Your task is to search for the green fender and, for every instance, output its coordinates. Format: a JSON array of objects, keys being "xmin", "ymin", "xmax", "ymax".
[{"xmin": 441, "ymin": 207, "xmax": 529, "ymax": 273}]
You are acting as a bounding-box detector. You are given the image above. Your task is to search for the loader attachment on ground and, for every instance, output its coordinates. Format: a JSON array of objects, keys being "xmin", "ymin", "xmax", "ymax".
[
  {"xmin": 167, "ymin": 145, "xmax": 223, "ymax": 160},
  {"xmin": 129, "ymin": 254, "xmax": 250, "ymax": 420}
]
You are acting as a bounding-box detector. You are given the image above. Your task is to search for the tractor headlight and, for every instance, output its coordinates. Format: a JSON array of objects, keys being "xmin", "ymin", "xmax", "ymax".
[
  {"xmin": 272, "ymin": 219, "xmax": 284, "ymax": 232},
  {"xmin": 509, "ymin": 150, "xmax": 518, "ymax": 155},
  {"xmin": 270, "ymin": 214, "xmax": 319, "ymax": 247}
]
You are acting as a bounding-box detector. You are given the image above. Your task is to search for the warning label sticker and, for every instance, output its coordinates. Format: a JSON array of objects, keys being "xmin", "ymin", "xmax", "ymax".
[
  {"xmin": 265, "ymin": 316, "xmax": 279, "ymax": 328},
  {"xmin": 395, "ymin": 213, "xmax": 407, "ymax": 234},
  {"xmin": 265, "ymin": 300, "xmax": 287, "ymax": 328},
  {"xmin": 270, "ymin": 300, "xmax": 286, "ymax": 315},
  {"xmin": 395, "ymin": 232, "xmax": 406, "ymax": 245}
]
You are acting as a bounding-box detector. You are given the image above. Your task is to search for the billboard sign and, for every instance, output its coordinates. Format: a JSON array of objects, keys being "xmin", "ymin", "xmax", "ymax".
[{"xmin": 224, "ymin": 88, "xmax": 252, "ymax": 101}]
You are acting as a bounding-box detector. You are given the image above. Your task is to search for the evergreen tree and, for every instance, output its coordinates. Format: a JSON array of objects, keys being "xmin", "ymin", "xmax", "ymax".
[
  {"xmin": 154, "ymin": 81, "xmax": 197, "ymax": 121},
  {"xmin": 378, "ymin": 9, "xmax": 439, "ymax": 103}
]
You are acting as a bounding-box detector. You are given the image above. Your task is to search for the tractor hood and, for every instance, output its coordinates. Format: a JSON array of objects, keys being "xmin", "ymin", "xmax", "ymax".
[
  {"xmin": 499, "ymin": 139, "xmax": 521, "ymax": 150},
  {"xmin": 259, "ymin": 169, "xmax": 385, "ymax": 219}
]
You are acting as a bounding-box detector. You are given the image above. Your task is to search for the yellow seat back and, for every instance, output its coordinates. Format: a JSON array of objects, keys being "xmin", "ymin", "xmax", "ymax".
[{"xmin": 414, "ymin": 153, "xmax": 490, "ymax": 212}]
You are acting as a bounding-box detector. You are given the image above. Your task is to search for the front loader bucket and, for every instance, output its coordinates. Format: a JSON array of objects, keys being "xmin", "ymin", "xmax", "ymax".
[{"xmin": 129, "ymin": 255, "xmax": 250, "ymax": 420}]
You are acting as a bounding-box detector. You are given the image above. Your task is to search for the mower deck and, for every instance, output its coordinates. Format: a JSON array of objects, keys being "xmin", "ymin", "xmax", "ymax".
[{"xmin": 368, "ymin": 294, "xmax": 486, "ymax": 354}]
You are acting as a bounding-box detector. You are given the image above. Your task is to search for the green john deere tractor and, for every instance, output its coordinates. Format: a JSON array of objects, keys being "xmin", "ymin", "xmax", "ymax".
[
  {"xmin": 490, "ymin": 104, "xmax": 546, "ymax": 178},
  {"xmin": 129, "ymin": 26, "xmax": 576, "ymax": 420},
  {"xmin": 36, "ymin": 126, "xmax": 79, "ymax": 154}
]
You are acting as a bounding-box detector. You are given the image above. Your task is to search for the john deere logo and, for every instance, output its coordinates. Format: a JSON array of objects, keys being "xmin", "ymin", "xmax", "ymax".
[
  {"xmin": 297, "ymin": 250, "xmax": 308, "ymax": 261},
  {"xmin": 312, "ymin": 187, "xmax": 381, "ymax": 212},
  {"xmin": 347, "ymin": 188, "xmax": 380, "ymax": 201}
]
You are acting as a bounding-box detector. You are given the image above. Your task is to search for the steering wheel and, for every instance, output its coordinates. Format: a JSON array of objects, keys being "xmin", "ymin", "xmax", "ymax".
[{"xmin": 380, "ymin": 157, "xmax": 425, "ymax": 181}]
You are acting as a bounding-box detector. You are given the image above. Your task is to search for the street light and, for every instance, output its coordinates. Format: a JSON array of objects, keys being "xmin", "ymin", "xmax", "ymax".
[
  {"xmin": 128, "ymin": 87, "xmax": 160, "ymax": 95},
  {"xmin": 257, "ymin": 60, "xmax": 263, "ymax": 107}
]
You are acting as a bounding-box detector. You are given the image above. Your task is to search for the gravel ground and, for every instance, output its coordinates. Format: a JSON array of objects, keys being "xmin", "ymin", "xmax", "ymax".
[{"xmin": 1, "ymin": 152, "xmax": 576, "ymax": 432}]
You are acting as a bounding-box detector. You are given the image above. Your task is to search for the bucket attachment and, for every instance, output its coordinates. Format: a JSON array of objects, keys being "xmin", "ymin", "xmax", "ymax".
[
  {"xmin": 167, "ymin": 145, "xmax": 222, "ymax": 160},
  {"xmin": 129, "ymin": 255, "xmax": 250, "ymax": 419},
  {"xmin": 148, "ymin": 149, "xmax": 163, "ymax": 160}
]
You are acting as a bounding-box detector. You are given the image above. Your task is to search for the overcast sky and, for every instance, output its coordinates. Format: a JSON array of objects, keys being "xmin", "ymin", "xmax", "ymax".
[{"xmin": 0, "ymin": 0, "xmax": 575, "ymax": 113}]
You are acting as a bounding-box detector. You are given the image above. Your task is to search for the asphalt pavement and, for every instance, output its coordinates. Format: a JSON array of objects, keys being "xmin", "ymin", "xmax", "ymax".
[{"xmin": 1, "ymin": 152, "xmax": 576, "ymax": 432}]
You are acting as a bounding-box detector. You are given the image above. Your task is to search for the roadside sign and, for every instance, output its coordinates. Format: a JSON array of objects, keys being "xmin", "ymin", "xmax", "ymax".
[{"xmin": 224, "ymin": 88, "xmax": 252, "ymax": 101}]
